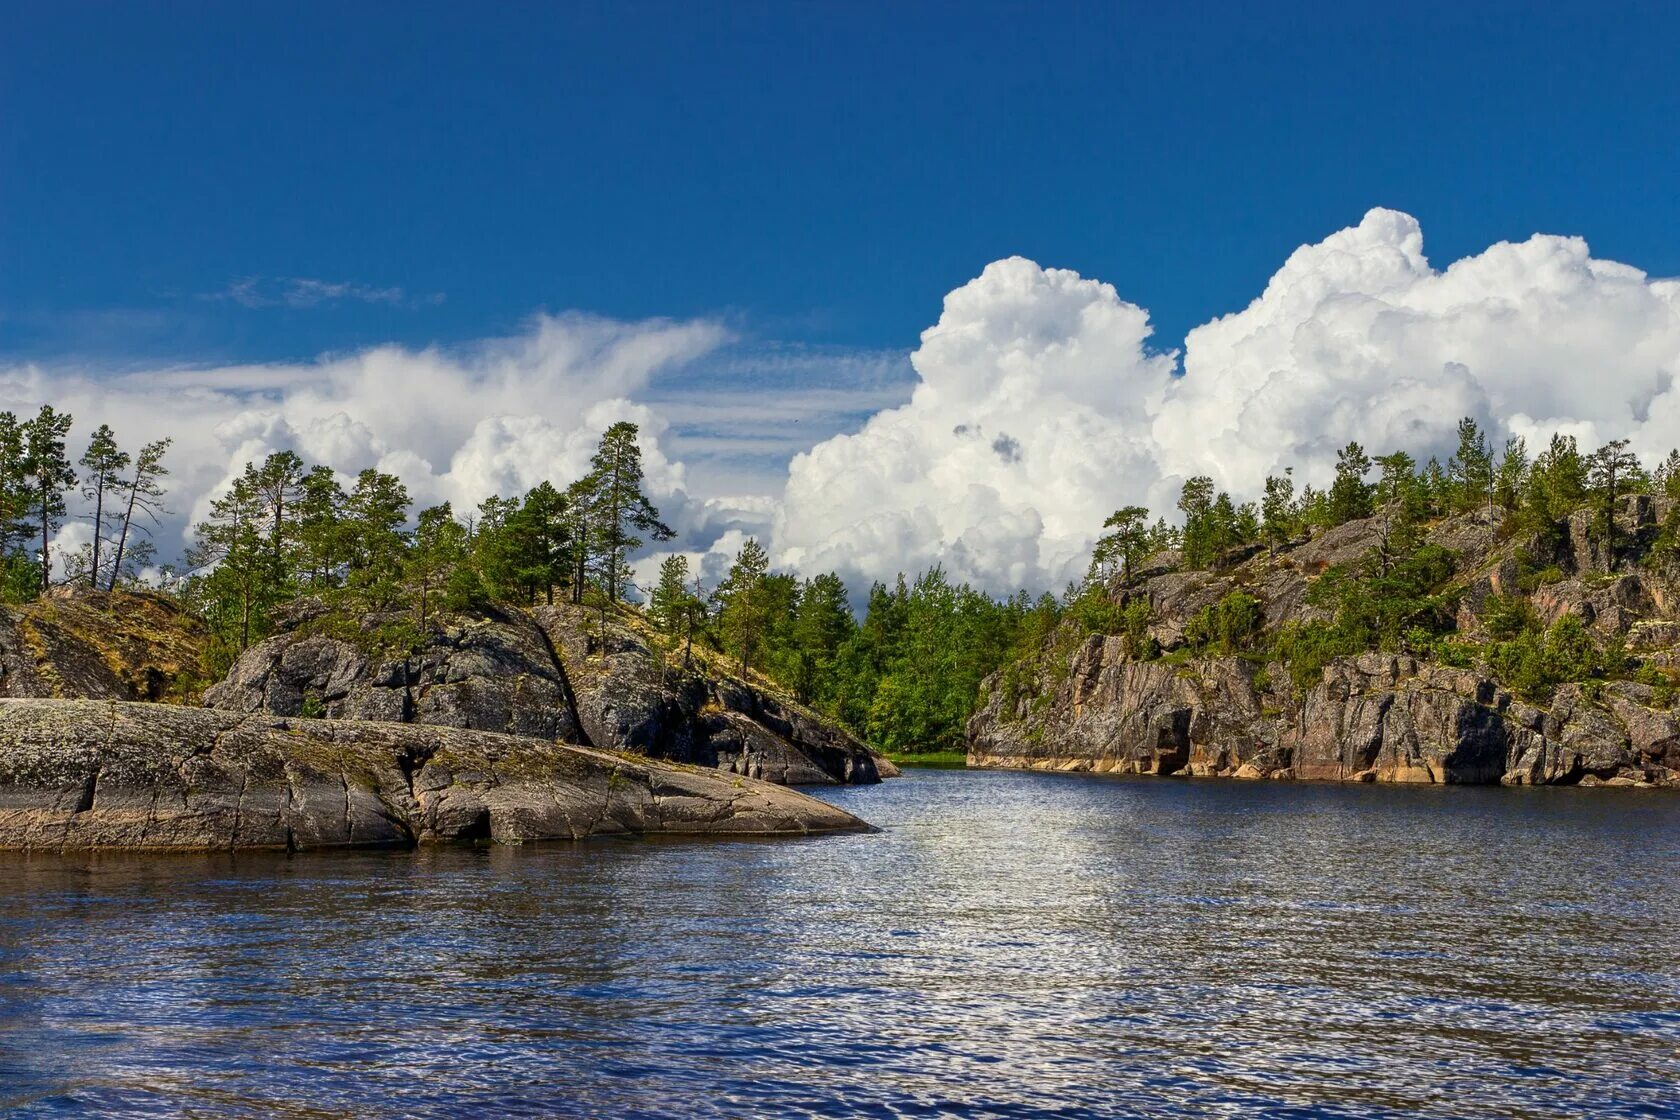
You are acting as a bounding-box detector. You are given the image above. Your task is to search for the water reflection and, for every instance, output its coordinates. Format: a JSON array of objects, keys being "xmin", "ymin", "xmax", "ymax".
[{"xmin": 1, "ymin": 771, "xmax": 1677, "ymax": 1118}]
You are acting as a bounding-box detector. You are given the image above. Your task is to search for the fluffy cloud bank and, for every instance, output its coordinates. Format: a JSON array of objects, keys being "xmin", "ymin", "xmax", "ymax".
[
  {"xmin": 0, "ymin": 313, "xmax": 735, "ymax": 569},
  {"xmin": 774, "ymin": 257, "xmax": 1178, "ymax": 591},
  {"xmin": 10, "ymin": 208, "xmax": 1680, "ymax": 598},
  {"xmin": 774, "ymin": 209, "xmax": 1680, "ymax": 594}
]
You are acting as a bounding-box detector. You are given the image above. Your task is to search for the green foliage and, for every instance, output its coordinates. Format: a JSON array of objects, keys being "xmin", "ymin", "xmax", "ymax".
[
  {"xmin": 1327, "ymin": 441, "xmax": 1373, "ymax": 525},
  {"xmin": 714, "ymin": 537, "xmax": 772, "ymax": 674},
  {"xmin": 1448, "ymin": 417, "xmax": 1493, "ymax": 514},
  {"xmin": 0, "ymin": 553, "xmax": 41, "ymax": 605},
  {"xmin": 1178, "ymin": 477, "xmax": 1258, "ymax": 569},
  {"xmin": 1485, "ymin": 613, "xmax": 1620, "ymax": 703},
  {"xmin": 1185, "ymin": 590, "xmax": 1264, "ymax": 655},
  {"xmin": 1261, "ymin": 471, "xmax": 1297, "ymax": 553},
  {"xmin": 20, "ymin": 405, "xmax": 77, "ymax": 593},
  {"xmin": 1088, "ymin": 505, "xmax": 1153, "ymax": 583},
  {"xmin": 584, "ymin": 421, "xmax": 673, "ymax": 601},
  {"xmin": 1634, "ymin": 663, "xmax": 1679, "ymax": 708}
]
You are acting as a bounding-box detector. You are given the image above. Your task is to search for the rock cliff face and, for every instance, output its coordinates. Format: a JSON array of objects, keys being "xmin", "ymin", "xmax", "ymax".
[
  {"xmin": 969, "ymin": 504, "xmax": 1680, "ymax": 788},
  {"xmin": 203, "ymin": 602, "xmax": 887, "ymax": 786},
  {"xmin": 0, "ymin": 699, "xmax": 868, "ymax": 851}
]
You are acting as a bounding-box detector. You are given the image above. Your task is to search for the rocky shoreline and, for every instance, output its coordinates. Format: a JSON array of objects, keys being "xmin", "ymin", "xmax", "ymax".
[
  {"xmin": 0, "ymin": 699, "xmax": 869, "ymax": 851},
  {"xmin": 969, "ymin": 505, "xmax": 1680, "ymax": 789}
]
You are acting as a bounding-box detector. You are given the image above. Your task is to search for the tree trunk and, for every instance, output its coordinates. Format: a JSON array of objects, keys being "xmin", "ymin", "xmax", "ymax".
[
  {"xmin": 39, "ymin": 493, "xmax": 49, "ymax": 594},
  {"xmin": 89, "ymin": 474, "xmax": 104, "ymax": 588},
  {"xmin": 108, "ymin": 479, "xmax": 141, "ymax": 593}
]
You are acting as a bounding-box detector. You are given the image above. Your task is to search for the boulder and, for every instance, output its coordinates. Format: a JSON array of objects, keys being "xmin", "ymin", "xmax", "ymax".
[
  {"xmin": 204, "ymin": 609, "xmax": 583, "ymax": 743},
  {"xmin": 532, "ymin": 604, "xmax": 885, "ymax": 785}
]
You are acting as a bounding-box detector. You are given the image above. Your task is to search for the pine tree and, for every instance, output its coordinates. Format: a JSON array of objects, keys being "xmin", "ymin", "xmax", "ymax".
[
  {"xmin": 1261, "ymin": 470, "xmax": 1295, "ymax": 554},
  {"xmin": 510, "ymin": 482, "xmax": 569, "ymax": 603},
  {"xmin": 790, "ymin": 572, "xmax": 853, "ymax": 705},
  {"xmin": 1177, "ymin": 476, "xmax": 1216, "ymax": 568},
  {"xmin": 1448, "ymin": 417, "xmax": 1494, "ymax": 516},
  {"xmin": 1493, "ymin": 437, "xmax": 1529, "ymax": 515},
  {"xmin": 650, "ymin": 553, "xmax": 693, "ymax": 633},
  {"xmin": 561, "ymin": 476, "xmax": 596, "ymax": 604},
  {"xmin": 342, "ymin": 469, "xmax": 410, "ymax": 610},
  {"xmin": 1328, "ymin": 441, "xmax": 1373, "ymax": 525},
  {"xmin": 586, "ymin": 422, "xmax": 673, "ymax": 601},
  {"xmin": 20, "ymin": 406, "xmax": 76, "ymax": 593},
  {"xmin": 0, "ymin": 412, "xmax": 25, "ymax": 557},
  {"xmin": 77, "ymin": 424, "xmax": 130, "ymax": 588},
  {"xmin": 471, "ymin": 494, "xmax": 525, "ymax": 600},
  {"xmin": 411, "ymin": 503, "xmax": 467, "ymax": 628},
  {"xmin": 107, "ymin": 438, "xmax": 170, "ymax": 593},
  {"xmin": 294, "ymin": 465, "xmax": 347, "ymax": 588},
  {"xmin": 251, "ymin": 450, "xmax": 306, "ymax": 562},
  {"xmin": 716, "ymin": 537, "xmax": 771, "ymax": 675},
  {"xmin": 1088, "ymin": 506, "xmax": 1151, "ymax": 583},
  {"xmin": 189, "ymin": 474, "xmax": 271, "ymax": 652},
  {"xmin": 1588, "ymin": 438, "xmax": 1640, "ymax": 570}
]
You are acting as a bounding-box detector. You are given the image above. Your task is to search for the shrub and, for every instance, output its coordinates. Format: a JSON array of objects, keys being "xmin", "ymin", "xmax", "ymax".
[{"xmin": 1185, "ymin": 590, "xmax": 1264, "ymax": 655}]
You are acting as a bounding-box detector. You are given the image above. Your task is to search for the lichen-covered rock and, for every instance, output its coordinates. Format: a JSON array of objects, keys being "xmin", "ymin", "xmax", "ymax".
[
  {"xmin": 0, "ymin": 699, "xmax": 869, "ymax": 851},
  {"xmin": 531, "ymin": 604, "xmax": 884, "ymax": 785},
  {"xmin": 0, "ymin": 589, "xmax": 206, "ymax": 702},
  {"xmin": 204, "ymin": 609, "xmax": 583, "ymax": 743},
  {"xmin": 204, "ymin": 602, "xmax": 886, "ymax": 787}
]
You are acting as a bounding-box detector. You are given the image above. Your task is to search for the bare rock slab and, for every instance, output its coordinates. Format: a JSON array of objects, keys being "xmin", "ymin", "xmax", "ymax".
[{"xmin": 0, "ymin": 699, "xmax": 870, "ymax": 851}]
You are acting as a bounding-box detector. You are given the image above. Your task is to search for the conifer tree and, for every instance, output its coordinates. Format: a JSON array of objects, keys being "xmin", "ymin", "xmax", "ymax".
[
  {"xmin": 1261, "ymin": 471, "xmax": 1295, "ymax": 554},
  {"xmin": 585, "ymin": 422, "xmax": 673, "ymax": 601},
  {"xmin": 1449, "ymin": 417, "xmax": 1494, "ymax": 516},
  {"xmin": 1088, "ymin": 506, "xmax": 1152, "ymax": 583},
  {"xmin": 716, "ymin": 536, "xmax": 770, "ymax": 675},
  {"xmin": 1588, "ymin": 438, "xmax": 1640, "ymax": 570},
  {"xmin": 1328, "ymin": 441, "xmax": 1373, "ymax": 525},
  {"xmin": 342, "ymin": 469, "xmax": 410, "ymax": 609},
  {"xmin": 411, "ymin": 503, "xmax": 467, "ymax": 628},
  {"xmin": 1177, "ymin": 476, "xmax": 1215, "ymax": 568},
  {"xmin": 21, "ymin": 406, "xmax": 76, "ymax": 593},
  {"xmin": 294, "ymin": 465, "xmax": 347, "ymax": 588},
  {"xmin": 78, "ymin": 424, "xmax": 129, "ymax": 588},
  {"xmin": 510, "ymin": 482, "xmax": 569, "ymax": 603},
  {"xmin": 189, "ymin": 474, "xmax": 270, "ymax": 652},
  {"xmin": 107, "ymin": 437, "xmax": 170, "ymax": 592}
]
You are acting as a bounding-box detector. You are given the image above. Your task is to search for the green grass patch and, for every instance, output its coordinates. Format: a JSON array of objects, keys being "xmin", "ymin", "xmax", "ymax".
[{"xmin": 883, "ymin": 749, "xmax": 969, "ymax": 769}]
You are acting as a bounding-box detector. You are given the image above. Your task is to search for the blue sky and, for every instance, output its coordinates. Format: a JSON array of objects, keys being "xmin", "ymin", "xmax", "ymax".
[
  {"xmin": 4, "ymin": 3, "xmax": 1680, "ymax": 593},
  {"xmin": 5, "ymin": 1, "xmax": 1677, "ymax": 365}
]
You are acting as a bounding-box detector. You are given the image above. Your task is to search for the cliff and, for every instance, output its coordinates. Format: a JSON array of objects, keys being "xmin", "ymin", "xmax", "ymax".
[
  {"xmin": 969, "ymin": 501, "xmax": 1680, "ymax": 788},
  {"xmin": 0, "ymin": 699, "xmax": 867, "ymax": 851}
]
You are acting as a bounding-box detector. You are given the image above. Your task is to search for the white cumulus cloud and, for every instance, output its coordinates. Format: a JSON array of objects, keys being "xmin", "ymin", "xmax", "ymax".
[
  {"xmin": 773, "ymin": 256, "xmax": 1179, "ymax": 593},
  {"xmin": 0, "ymin": 313, "xmax": 732, "ymax": 570},
  {"xmin": 773, "ymin": 210, "xmax": 1680, "ymax": 595}
]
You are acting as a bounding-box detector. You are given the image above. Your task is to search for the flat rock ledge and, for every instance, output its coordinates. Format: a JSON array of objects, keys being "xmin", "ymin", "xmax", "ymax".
[{"xmin": 0, "ymin": 699, "xmax": 870, "ymax": 851}]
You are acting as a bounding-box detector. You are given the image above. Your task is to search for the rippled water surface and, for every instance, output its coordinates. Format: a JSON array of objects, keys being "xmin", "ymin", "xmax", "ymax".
[{"xmin": 2, "ymin": 770, "xmax": 1678, "ymax": 1118}]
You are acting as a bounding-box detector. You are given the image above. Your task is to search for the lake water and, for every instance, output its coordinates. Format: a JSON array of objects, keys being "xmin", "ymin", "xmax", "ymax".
[{"xmin": 1, "ymin": 769, "xmax": 1677, "ymax": 1118}]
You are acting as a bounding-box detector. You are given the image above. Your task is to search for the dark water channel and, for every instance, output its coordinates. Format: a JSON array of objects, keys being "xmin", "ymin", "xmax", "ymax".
[{"xmin": 1, "ymin": 769, "xmax": 1676, "ymax": 1118}]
